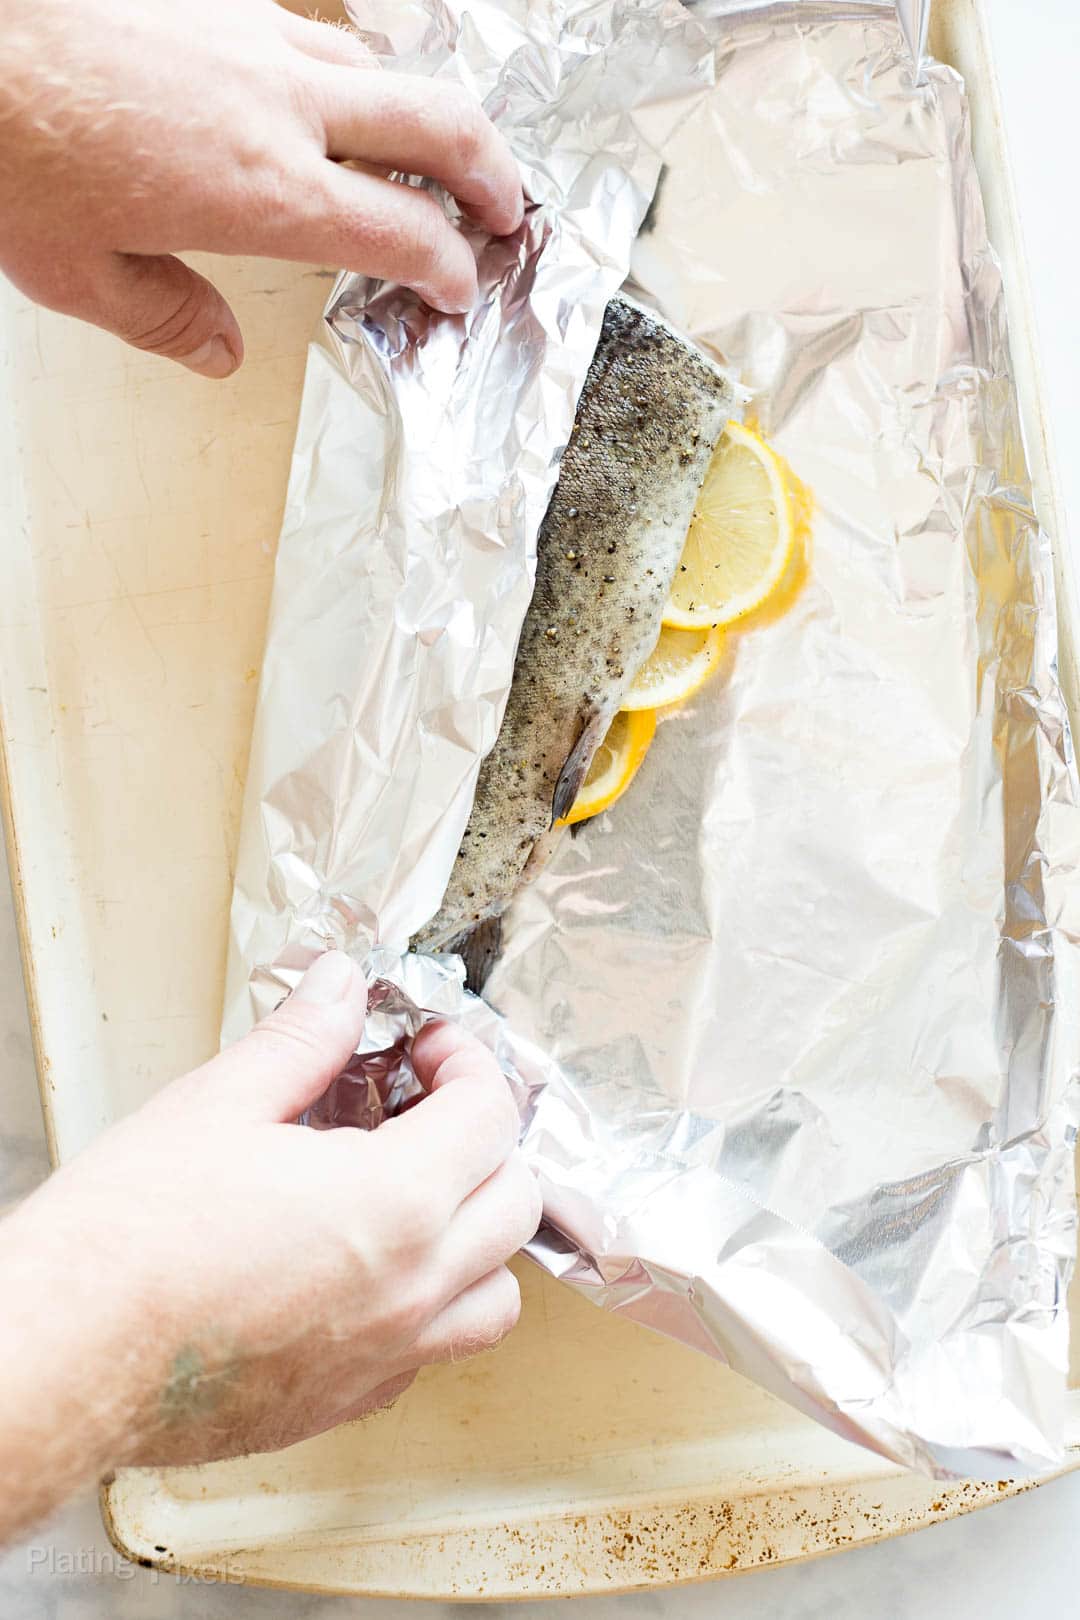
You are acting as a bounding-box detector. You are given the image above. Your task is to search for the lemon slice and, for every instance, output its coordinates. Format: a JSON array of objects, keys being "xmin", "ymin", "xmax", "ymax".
[
  {"xmin": 621, "ymin": 624, "xmax": 726, "ymax": 712},
  {"xmin": 561, "ymin": 708, "xmax": 657, "ymax": 826},
  {"xmin": 664, "ymin": 420, "xmax": 794, "ymax": 629}
]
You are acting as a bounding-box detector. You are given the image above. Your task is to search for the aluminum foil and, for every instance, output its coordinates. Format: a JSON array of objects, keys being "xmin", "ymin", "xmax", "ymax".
[{"xmin": 223, "ymin": 0, "xmax": 1080, "ymax": 1479}]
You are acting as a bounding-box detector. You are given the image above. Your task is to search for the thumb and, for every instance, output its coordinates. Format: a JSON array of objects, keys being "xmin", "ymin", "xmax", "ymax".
[
  {"xmin": 80, "ymin": 250, "xmax": 244, "ymax": 378},
  {"xmin": 162, "ymin": 952, "xmax": 368, "ymax": 1125}
]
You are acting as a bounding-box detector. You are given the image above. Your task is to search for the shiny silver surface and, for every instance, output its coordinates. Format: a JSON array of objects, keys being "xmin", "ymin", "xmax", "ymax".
[{"xmin": 224, "ymin": 0, "xmax": 1080, "ymax": 1480}]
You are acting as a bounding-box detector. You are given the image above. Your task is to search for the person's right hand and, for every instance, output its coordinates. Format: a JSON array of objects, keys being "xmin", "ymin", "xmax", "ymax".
[
  {"xmin": 0, "ymin": 949, "xmax": 541, "ymax": 1523},
  {"xmin": 0, "ymin": 0, "xmax": 524, "ymax": 376}
]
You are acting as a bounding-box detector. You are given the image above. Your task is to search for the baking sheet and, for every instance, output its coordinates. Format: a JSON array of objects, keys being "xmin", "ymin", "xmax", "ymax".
[{"xmin": 0, "ymin": 0, "xmax": 1076, "ymax": 1596}]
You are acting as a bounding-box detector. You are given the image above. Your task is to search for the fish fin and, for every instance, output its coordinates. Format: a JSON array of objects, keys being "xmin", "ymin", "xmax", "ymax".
[
  {"xmin": 551, "ymin": 705, "xmax": 609, "ymax": 827},
  {"xmin": 521, "ymin": 823, "xmax": 564, "ymax": 884},
  {"xmin": 444, "ymin": 916, "xmax": 504, "ymax": 996},
  {"xmin": 638, "ymin": 163, "xmax": 669, "ymax": 236}
]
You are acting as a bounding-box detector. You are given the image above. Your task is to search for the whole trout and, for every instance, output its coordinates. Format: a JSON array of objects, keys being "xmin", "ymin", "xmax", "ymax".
[{"xmin": 414, "ymin": 296, "xmax": 734, "ymax": 985}]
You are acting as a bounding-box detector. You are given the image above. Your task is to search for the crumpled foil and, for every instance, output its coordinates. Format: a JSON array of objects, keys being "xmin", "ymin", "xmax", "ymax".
[{"xmin": 223, "ymin": 0, "xmax": 1080, "ymax": 1479}]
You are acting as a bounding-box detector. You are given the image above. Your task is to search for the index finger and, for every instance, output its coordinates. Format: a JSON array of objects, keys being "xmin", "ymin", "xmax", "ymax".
[
  {"xmin": 411, "ymin": 1017, "xmax": 501, "ymax": 1091},
  {"xmin": 377, "ymin": 1022, "xmax": 520, "ymax": 1210},
  {"xmin": 311, "ymin": 70, "xmax": 524, "ymax": 238}
]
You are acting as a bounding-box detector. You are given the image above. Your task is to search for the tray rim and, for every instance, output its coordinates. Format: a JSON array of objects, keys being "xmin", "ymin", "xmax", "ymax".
[{"xmin": 99, "ymin": 1455, "xmax": 1057, "ymax": 1602}]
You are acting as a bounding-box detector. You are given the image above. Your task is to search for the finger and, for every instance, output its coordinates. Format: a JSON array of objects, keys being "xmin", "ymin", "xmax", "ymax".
[
  {"xmin": 435, "ymin": 1150, "xmax": 543, "ymax": 1303},
  {"xmin": 256, "ymin": 162, "xmax": 478, "ymax": 314},
  {"xmin": 167, "ymin": 951, "xmax": 367, "ymax": 1123},
  {"xmin": 405, "ymin": 1265, "xmax": 522, "ymax": 1366},
  {"xmin": 311, "ymin": 70, "xmax": 524, "ymax": 236},
  {"xmin": 411, "ymin": 1017, "xmax": 498, "ymax": 1090},
  {"xmin": 277, "ymin": 11, "xmax": 376, "ymax": 71},
  {"xmin": 74, "ymin": 252, "xmax": 243, "ymax": 378},
  {"xmin": 376, "ymin": 1028, "xmax": 520, "ymax": 1212}
]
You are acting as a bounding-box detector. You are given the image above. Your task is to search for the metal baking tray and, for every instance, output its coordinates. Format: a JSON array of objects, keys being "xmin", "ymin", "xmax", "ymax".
[{"xmin": 0, "ymin": 0, "xmax": 1075, "ymax": 1597}]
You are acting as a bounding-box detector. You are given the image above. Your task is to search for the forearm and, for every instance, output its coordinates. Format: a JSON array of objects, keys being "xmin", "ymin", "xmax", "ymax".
[
  {"xmin": 0, "ymin": 1174, "xmax": 161, "ymax": 1544},
  {"xmin": 0, "ymin": 966, "xmax": 538, "ymax": 1548}
]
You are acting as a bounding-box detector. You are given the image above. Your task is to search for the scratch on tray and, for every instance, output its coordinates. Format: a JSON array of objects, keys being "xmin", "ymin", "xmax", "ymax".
[
  {"xmin": 383, "ymin": 1402, "xmax": 408, "ymax": 1468},
  {"xmin": 60, "ymin": 575, "xmax": 266, "ymax": 612},
  {"xmin": 218, "ymin": 759, "xmax": 240, "ymax": 883},
  {"xmin": 132, "ymin": 430, "xmax": 153, "ymax": 514},
  {"xmin": 102, "ymin": 1012, "xmax": 194, "ymax": 1025},
  {"xmin": 97, "ymin": 535, "xmax": 167, "ymax": 685},
  {"xmin": 42, "ymin": 451, "xmax": 82, "ymax": 520}
]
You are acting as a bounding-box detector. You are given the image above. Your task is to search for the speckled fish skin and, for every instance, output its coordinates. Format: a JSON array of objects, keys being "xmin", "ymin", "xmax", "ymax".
[{"xmin": 414, "ymin": 296, "xmax": 733, "ymax": 964}]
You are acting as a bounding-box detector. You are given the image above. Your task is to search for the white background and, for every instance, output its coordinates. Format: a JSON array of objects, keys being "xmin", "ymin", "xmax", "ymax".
[{"xmin": 2, "ymin": 2, "xmax": 1080, "ymax": 1613}]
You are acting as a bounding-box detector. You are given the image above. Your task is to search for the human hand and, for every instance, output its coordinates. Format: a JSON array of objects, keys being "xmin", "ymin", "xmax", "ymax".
[
  {"xmin": 0, "ymin": 951, "xmax": 540, "ymax": 1537},
  {"xmin": 0, "ymin": 0, "xmax": 523, "ymax": 376}
]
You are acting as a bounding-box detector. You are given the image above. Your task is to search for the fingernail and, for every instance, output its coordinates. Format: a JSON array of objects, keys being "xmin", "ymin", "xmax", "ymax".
[
  {"xmin": 183, "ymin": 335, "xmax": 239, "ymax": 380},
  {"xmin": 419, "ymin": 295, "xmax": 472, "ymax": 318},
  {"xmin": 416, "ymin": 278, "xmax": 476, "ymax": 316},
  {"xmin": 293, "ymin": 950, "xmax": 357, "ymax": 1005},
  {"xmin": 483, "ymin": 181, "xmax": 525, "ymax": 236}
]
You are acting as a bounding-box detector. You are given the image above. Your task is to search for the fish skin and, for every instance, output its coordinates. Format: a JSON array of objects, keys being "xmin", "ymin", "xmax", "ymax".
[{"xmin": 414, "ymin": 296, "xmax": 734, "ymax": 972}]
